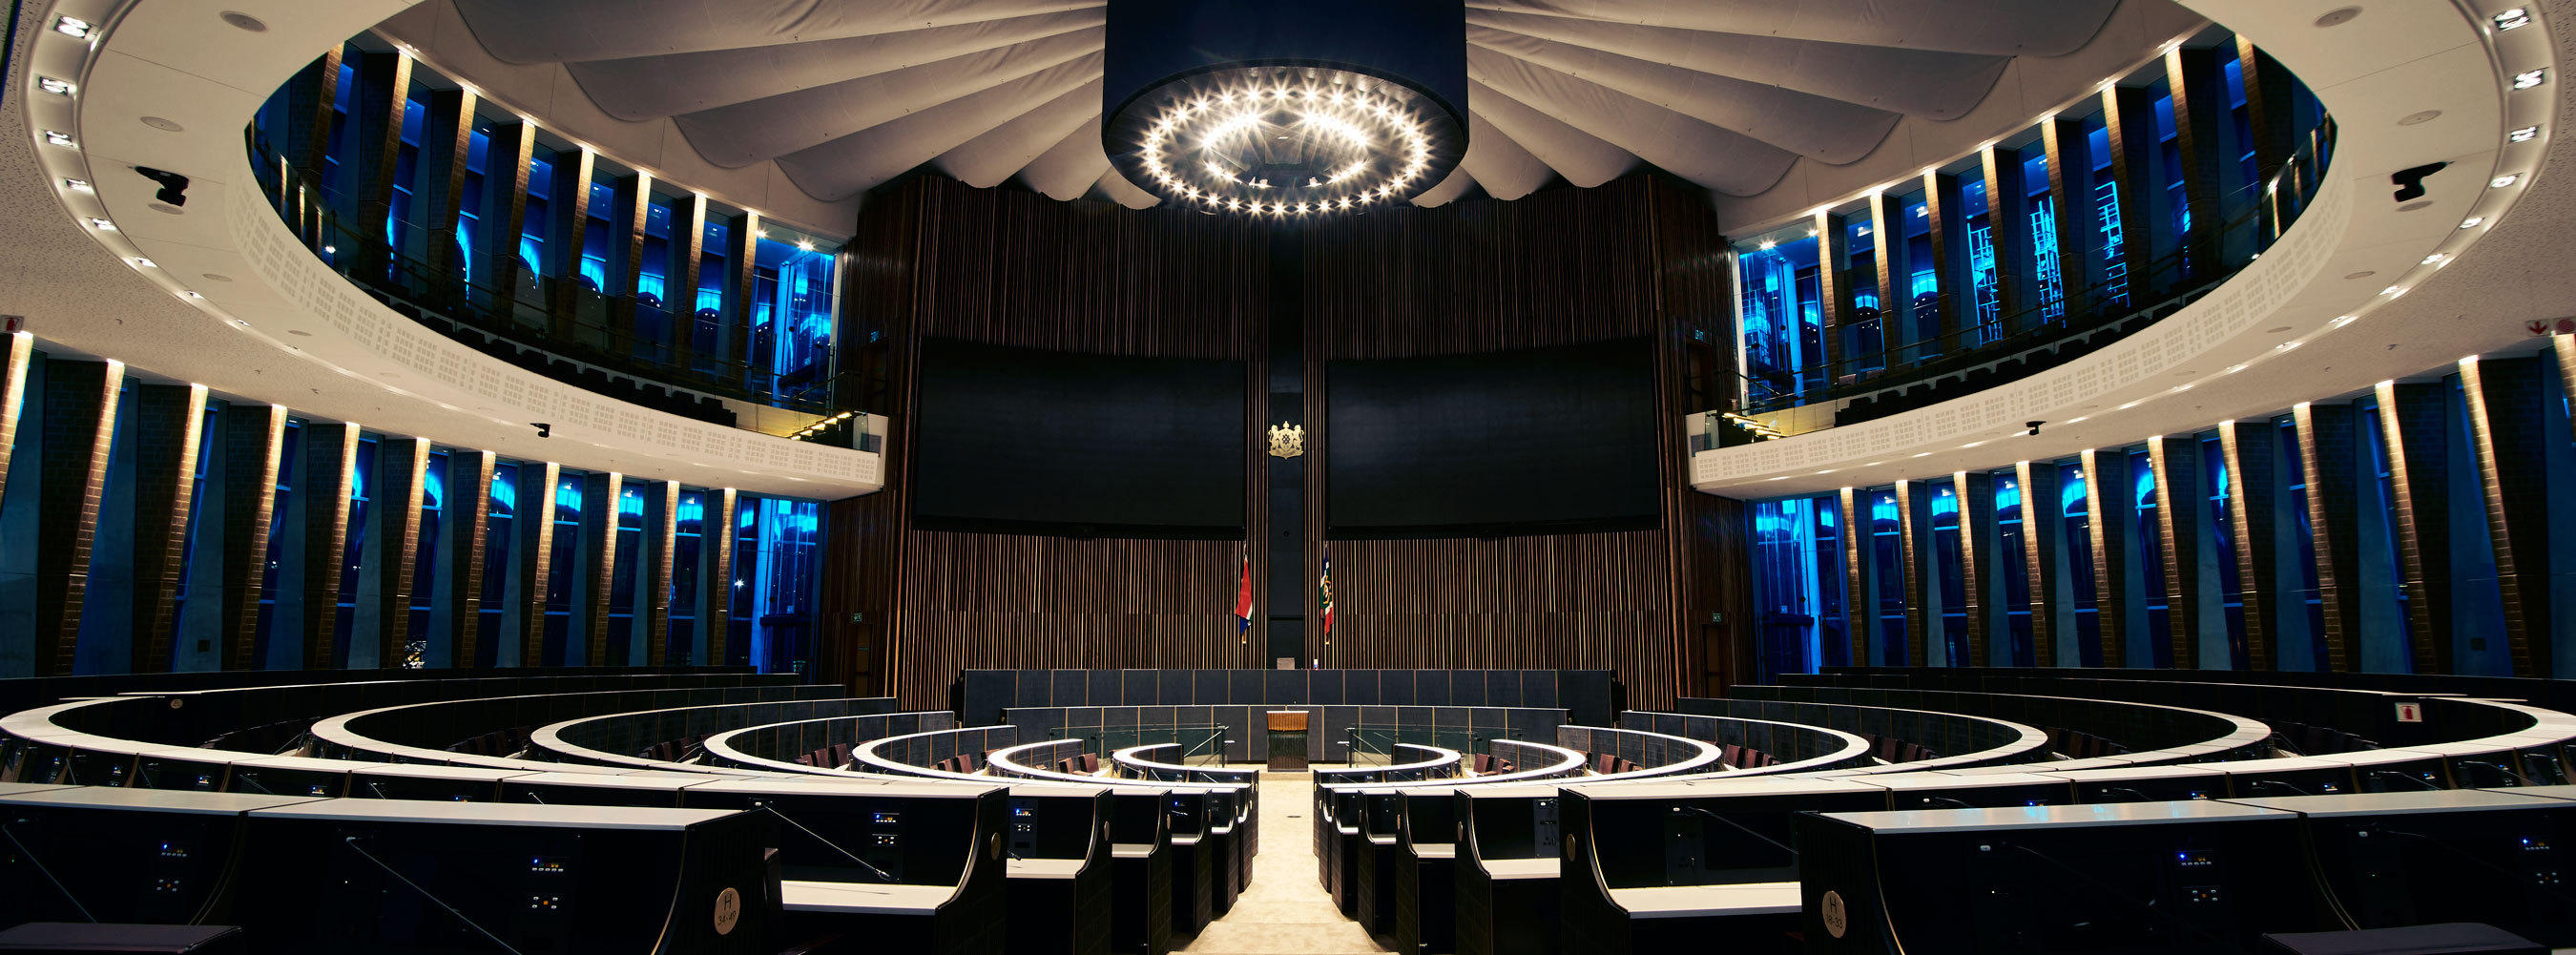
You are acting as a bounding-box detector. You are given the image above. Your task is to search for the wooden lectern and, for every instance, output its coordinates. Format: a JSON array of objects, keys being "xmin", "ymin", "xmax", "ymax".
[{"xmin": 1266, "ymin": 710, "xmax": 1310, "ymax": 770}]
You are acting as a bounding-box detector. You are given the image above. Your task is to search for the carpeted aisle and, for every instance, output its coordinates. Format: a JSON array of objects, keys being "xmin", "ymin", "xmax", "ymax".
[{"xmin": 1175, "ymin": 774, "xmax": 1395, "ymax": 954}]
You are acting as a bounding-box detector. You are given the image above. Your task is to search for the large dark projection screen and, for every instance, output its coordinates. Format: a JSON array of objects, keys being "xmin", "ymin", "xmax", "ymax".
[
  {"xmin": 1326, "ymin": 338, "xmax": 1658, "ymax": 538},
  {"xmin": 911, "ymin": 338, "xmax": 1246, "ymax": 537}
]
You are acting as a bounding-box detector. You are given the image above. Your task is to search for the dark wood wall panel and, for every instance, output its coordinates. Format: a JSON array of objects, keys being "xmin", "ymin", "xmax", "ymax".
[
  {"xmin": 1319, "ymin": 530, "xmax": 1672, "ymax": 676},
  {"xmin": 1298, "ymin": 176, "xmax": 1733, "ymax": 713},
  {"xmin": 841, "ymin": 174, "xmax": 1740, "ymax": 712},
  {"xmin": 844, "ymin": 176, "xmax": 1273, "ymax": 706}
]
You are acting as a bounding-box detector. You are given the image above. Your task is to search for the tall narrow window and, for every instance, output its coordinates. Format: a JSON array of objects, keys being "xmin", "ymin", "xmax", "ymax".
[
  {"xmin": 1931, "ymin": 484, "xmax": 1967, "ymax": 664},
  {"xmin": 546, "ymin": 473, "xmax": 582, "ymax": 666},
  {"xmin": 477, "ymin": 462, "xmax": 515, "ymax": 666},
  {"xmin": 406, "ymin": 449, "xmax": 446, "ymax": 668},
  {"xmin": 2131, "ymin": 448, "xmax": 2168, "ymax": 665},
  {"xmin": 672, "ymin": 489, "xmax": 705, "ymax": 664}
]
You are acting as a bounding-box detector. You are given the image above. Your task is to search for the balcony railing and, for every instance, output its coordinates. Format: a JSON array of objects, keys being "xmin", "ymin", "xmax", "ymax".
[
  {"xmin": 244, "ymin": 133, "xmax": 886, "ymax": 429},
  {"xmin": 1727, "ymin": 117, "xmax": 2337, "ymax": 437}
]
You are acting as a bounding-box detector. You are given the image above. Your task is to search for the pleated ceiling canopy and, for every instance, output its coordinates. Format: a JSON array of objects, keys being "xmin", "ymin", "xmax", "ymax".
[{"xmin": 447, "ymin": 0, "xmax": 2127, "ymax": 208}]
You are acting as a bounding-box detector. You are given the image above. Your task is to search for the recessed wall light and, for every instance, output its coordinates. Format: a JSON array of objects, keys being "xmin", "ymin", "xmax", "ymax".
[
  {"xmin": 131, "ymin": 258, "xmax": 156, "ymax": 268},
  {"xmin": 2495, "ymin": 8, "xmax": 2531, "ymax": 30},
  {"xmin": 37, "ymin": 77, "xmax": 73, "ymax": 96},
  {"xmin": 53, "ymin": 16, "xmax": 93, "ymax": 38},
  {"xmin": 2331, "ymin": 315, "xmax": 2358, "ymax": 328},
  {"xmin": 2514, "ymin": 69, "xmax": 2546, "ymax": 90},
  {"xmin": 2383, "ymin": 285, "xmax": 2408, "ymax": 296},
  {"xmin": 2492, "ymin": 174, "xmax": 2521, "ymax": 188},
  {"xmin": 87, "ymin": 218, "xmax": 114, "ymax": 231},
  {"xmin": 2421, "ymin": 254, "xmax": 2445, "ymax": 264},
  {"xmin": 63, "ymin": 178, "xmax": 91, "ymax": 192},
  {"xmin": 2510, "ymin": 126, "xmax": 2541, "ymax": 143},
  {"xmin": 43, "ymin": 131, "xmax": 75, "ymax": 148},
  {"xmin": 2460, "ymin": 217, "xmax": 2484, "ymax": 229}
]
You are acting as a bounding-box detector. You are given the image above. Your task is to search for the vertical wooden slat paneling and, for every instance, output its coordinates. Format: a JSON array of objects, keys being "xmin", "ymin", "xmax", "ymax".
[
  {"xmin": 1893, "ymin": 479, "xmax": 1926, "ymax": 666},
  {"xmin": 2462, "ymin": 357, "xmax": 2554, "ymax": 677},
  {"xmin": 483, "ymin": 124, "xmax": 536, "ymax": 308},
  {"xmin": 2294, "ymin": 401, "xmax": 2363, "ymax": 673},
  {"xmin": 2167, "ymin": 46, "xmax": 2226, "ymax": 274},
  {"xmin": 706, "ymin": 488, "xmax": 738, "ymax": 667},
  {"xmin": 421, "ymin": 89, "xmax": 477, "ymax": 305},
  {"xmin": 673, "ymin": 195, "xmax": 709, "ymax": 368},
  {"xmin": 849, "ymin": 176, "xmax": 1268, "ymax": 706},
  {"xmin": 1299, "ymin": 175, "xmax": 1697, "ymax": 712},
  {"xmin": 376, "ymin": 438, "xmax": 429, "ymax": 668},
  {"xmin": 512, "ymin": 461, "xmax": 559, "ymax": 667},
  {"xmin": 2014, "ymin": 460, "xmax": 2061, "ymax": 666},
  {"xmin": 2104, "ymin": 83, "xmax": 2159, "ymax": 297},
  {"xmin": 2148, "ymin": 434, "xmax": 2203, "ymax": 668},
  {"xmin": 300, "ymin": 422, "xmax": 360, "ymax": 670},
  {"xmin": 643, "ymin": 480, "xmax": 678, "ymax": 665},
  {"xmin": 132, "ymin": 383, "xmax": 207, "ymax": 673},
  {"xmin": 353, "ymin": 52, "xmax": 412, "ymax": 279},
  {"xmin": 0, "ymin": 333, "xmax": 31, "ymax": 511},
  {"xmin": 2377, "ymin": 382, "xmax": 2453, "ymax": 675},
  {"xmin": 546, "ymin": 150, "xmax": 595, "ymax": 338},
  {"xmin": 2041, "ymin": 116, "xmax": 2092, "ymax": 322},
  {"xmin": 1978, "ymin": 148, "xmax": 2029, "ymax": 325},
  {"xmin": 1839, "ymin": 486, "xmax": 1870, "ymax": 667},
  {"xmin": 446, "ymin": 450, "xmax": 494, "ymax": 668},
  {"xmin": 2217, "ymin": 419, "xmax": 2278, "ymax": 669},
  {"xmin": 218, "ymin": 404, "xmax": 286, "ymax": 670},
  {"xmin": 1922, "ymin": 171, "xmax": 1963, "ymax": 346},
  {"xmin": 1956, "ymin": 470, "xmax": 1994, "ymax": 667},
  {"xmin": 578, "ymin": 470, "xmax": 622, "ymax": 667},
  {"xmin": 2079, "ymin": 447, "xmax": 2127, "ymax": 667},
  {"xmin": 34, "ymin": 359, "xmax": 124, "ymax": 676}
]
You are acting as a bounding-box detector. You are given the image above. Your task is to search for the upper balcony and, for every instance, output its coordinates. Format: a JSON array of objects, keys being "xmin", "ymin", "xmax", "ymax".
[
  {"xmin": 238, "ymin": 38, "xmax": 885, "ymax": 446},
  {"xmin": 1689, "ymin": 0, "xmax": 2555, "ymax": 501},
  {"xmin": 1699, "ymin": 29, "xmax": 2337, "ymax": 449}
]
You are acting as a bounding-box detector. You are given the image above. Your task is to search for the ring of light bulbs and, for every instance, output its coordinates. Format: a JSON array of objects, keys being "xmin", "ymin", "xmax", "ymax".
[{"xmin": 1133, "ymin": 73, "xmax": 1436, "ymax": 216}]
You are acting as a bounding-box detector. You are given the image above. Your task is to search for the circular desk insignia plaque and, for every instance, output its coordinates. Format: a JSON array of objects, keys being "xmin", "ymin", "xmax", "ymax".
[
  {"xmin": 1820, "ymin": 889, "xmax": 1848, "ymax": 939},
  {"xmin": 712, "ymin": 886, "xmax": 741, "ymax": 936}
]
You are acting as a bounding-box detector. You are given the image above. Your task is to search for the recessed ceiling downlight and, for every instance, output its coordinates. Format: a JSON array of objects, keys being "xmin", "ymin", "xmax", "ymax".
[
  {"xmin": 141, "ymin": 116, "xmax": 184, "ymax": 133},
  {"xmin": 2314, "ymin": 7, "xmax": 2361, "ymax": 28},
  {"xmin": 218, "ymin": 10, "xmax": 268, "ymax": 31},
  {"xmin": 2398, "ymin": 110, "xmax": 2441, "ymax": 126}
]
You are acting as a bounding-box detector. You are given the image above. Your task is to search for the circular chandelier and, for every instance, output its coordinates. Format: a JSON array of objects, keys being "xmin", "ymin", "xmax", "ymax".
[{"xmin": 1104, "ymin": 0, "xmax": 1467, "ymax": 217}]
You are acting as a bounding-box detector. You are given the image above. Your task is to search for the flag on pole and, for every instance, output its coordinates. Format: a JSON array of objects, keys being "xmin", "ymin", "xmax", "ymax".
[
  {"xmin": 1318, "ymin": 550, "xmax": 1334, "ymax": 642},
  {"xmin": 1233, "ymin": 550, "xmax": 1255, "ymax": 638}
]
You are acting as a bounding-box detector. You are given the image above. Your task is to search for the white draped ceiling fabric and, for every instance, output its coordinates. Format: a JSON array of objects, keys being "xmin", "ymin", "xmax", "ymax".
[{"xmin": 447, "ymin": 0, "xmax": 2122, "ymax": 208}]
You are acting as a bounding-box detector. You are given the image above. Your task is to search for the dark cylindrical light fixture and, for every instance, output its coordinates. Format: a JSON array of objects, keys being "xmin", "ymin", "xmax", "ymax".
[{"xmin": 1103, "ymin": 0, "xmax": 1468, "ymax": 217}]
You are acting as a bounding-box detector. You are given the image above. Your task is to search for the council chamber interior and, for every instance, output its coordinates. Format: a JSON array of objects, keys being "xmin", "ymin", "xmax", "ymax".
[{"xmin": 0, "ymin": 0, "xmax": 2567, "ymax": 953}]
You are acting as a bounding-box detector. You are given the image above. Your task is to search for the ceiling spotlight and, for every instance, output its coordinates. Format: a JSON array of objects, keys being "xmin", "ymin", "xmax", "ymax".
[
  {"xmin": 2420, "ymin": 253, "xmax": 2444, "ymax": 264},
  {"xmin": 2460, "ymin": 217, "xmax": 2484, "ymax": 229},
  {"xmin": 795, "ymin": 239, "xmax": 815, "ymax": 252},
  {"xmin": 2495, "ymin": 8, "xmax": 2531, "ymax": 29},
  {"xmin": 43, "ymin": 131, "xmax": 75, "ymax": 149},
  {"xmin": 87, "ymin": 218, "xmax": 114, "ymax": 231},
  {"xmin": 53, "ymin": 15, "xmax": 93, "ymax": 38},
  {"xmin": 131, "ymin": 258, "xmax": 156, "ymax": 268},
  {"xmin": 179, "ymin": 291, "xmax": 203, "ymax": 300},
  {"xmin": 2331, "ymin": 315, "xmax": 2357, "ymax": 328},
  {"xmin": 1756, "ymin": 239, "xmax": 1776, "ymax": 251},
  {"xmin": 2513, "ymin": 69, "xmax": 2546, "ymax": 90},
  {"xmin": 2510, "ymin": 125, "xmax": 2541, "ymax": 143},
  {"xmin": 37, "ymin": 76, "xmax": 73, "ymax": 96},
  {"xmin": 63, "ymin": 178, "xmax": 91, "ymax": 193},
  {"xmin": 2491, "ymin": 174, "xmax": 2521, "ymax": 189},
  {"xmin": 2025, "ymin": 421, "xmax": 2045, "ymax": 436},
  {"xmin": 2383, "ymin": 285, "xmax": 2408, "ymax": 296}
]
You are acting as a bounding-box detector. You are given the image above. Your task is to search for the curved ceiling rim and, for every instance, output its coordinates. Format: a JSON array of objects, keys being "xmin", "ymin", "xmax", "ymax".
[
  {"xmin": 23, "ymin": 0, "xmax": 886, "ymax": 499},
  {"xmin": 1690, "ymin": 1, "xmax": 2553, "ymax": 499},
  {"xmin": 1712, "ymin": 17, "xmax": 2213, "ymax": 244},
  {"xmin": 365, "ymin": 16, "xmax": 857, "ymax": 243}
]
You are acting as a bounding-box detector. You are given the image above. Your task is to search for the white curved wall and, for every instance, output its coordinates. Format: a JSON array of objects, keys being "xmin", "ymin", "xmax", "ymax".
[
  {"xmin": 1695, "ymin": 0, "xmax": 2559, "ymax": 498},
  {"xmin": 10, "ymin": 0, "xmax": 882, "ymax": 498}
]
